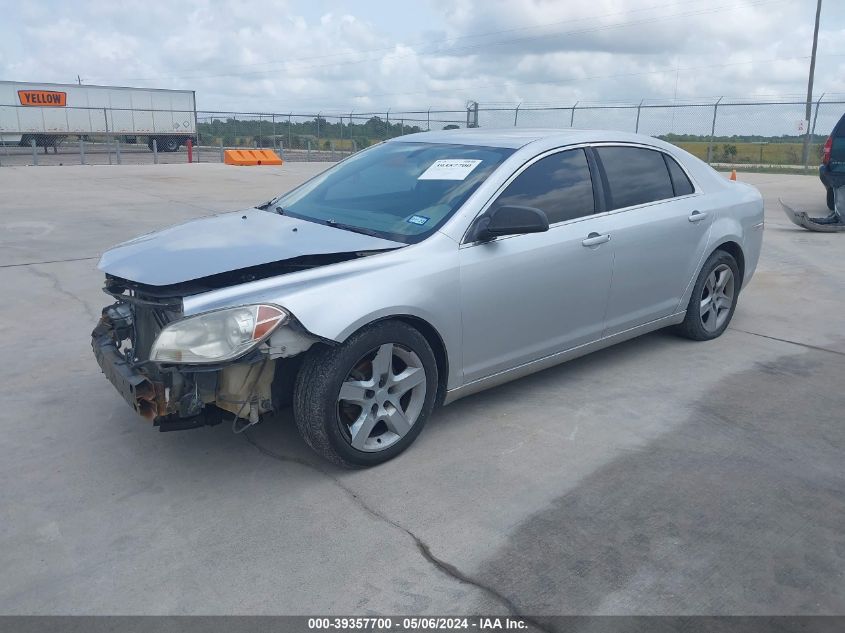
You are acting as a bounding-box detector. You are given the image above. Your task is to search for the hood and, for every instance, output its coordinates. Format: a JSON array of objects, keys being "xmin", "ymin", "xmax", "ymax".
[{"xmin": 98, "ymin": 209, "xmax": 405, "ymax": 286}]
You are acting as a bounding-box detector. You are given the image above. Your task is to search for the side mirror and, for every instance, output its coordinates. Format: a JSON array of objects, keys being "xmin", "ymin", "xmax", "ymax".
[{"xmin": 473, "ymin": 205, "xmax": 549, "ymax": 242}]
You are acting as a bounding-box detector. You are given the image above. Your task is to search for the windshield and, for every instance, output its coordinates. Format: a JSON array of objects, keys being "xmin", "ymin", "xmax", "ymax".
[{"xmin": 273, "ymin": 141, "xmax": 515, "ymax": 243}]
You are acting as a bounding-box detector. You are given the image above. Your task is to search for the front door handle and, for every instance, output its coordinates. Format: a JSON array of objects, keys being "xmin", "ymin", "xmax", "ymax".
[
  {"xmin": 688, "ymin": 210, "xmax": 708, "ymax": 222},
  {"xmin": 582, "ymin": 232, "xmax": 611, "ymax": 247}
]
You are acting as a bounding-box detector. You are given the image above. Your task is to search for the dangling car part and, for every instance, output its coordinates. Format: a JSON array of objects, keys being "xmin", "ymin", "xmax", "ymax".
[{"xmin": 779, "ymin": 186, "xmax": 845, "ymax": 232}]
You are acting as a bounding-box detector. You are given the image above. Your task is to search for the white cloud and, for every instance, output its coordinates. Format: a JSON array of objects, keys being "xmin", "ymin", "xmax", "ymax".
[{"xmin": 2, "ymin": 0, "xmax": 844, "ymax": 115}]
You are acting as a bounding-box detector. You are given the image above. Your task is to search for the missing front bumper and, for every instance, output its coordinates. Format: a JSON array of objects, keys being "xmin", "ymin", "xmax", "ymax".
[
  {"xmin": 92, "ymin": 321, "xmax": 164, "ymax": 420},
  {"xmin": 91, "ymin": 320, "xmax": 223, "ymax": 431}
]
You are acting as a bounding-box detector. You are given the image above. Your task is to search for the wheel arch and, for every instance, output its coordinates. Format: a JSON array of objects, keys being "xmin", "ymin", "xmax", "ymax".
[
  {"xmin": 712, "ymin": 239, "xmax": 745, "ymax": 284},
  {"xmin": 372, "ymin": 314, "xmax": 450, "ymax": 406},
  {"xmin": 677, "ymin": 238, "xmax": 746, "ymax": 313}
]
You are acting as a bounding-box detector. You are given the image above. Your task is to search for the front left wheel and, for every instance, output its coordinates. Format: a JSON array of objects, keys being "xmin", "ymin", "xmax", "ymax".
[{"xmin": 293, "ymin": 321, "xmax": 438, "ymax": 467}]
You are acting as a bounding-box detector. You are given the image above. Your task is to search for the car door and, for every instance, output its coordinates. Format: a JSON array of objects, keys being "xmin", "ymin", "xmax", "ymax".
[
  {"xmin": 458, "ymin": 147, "xmax": 615, "ymax": 383},
  {"xmin": 594, "ymin": 145, "xmax": 713, "ymax": 336}
]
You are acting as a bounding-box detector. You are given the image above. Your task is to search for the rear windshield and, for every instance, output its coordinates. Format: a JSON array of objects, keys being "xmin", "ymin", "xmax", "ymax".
[{"xmin": 272, "ymin": 142, "xmax": 515, "ymax": 243}]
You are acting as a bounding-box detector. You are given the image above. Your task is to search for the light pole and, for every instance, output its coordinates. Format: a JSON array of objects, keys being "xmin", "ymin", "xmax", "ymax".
[{"xmin": 802, "ymin": 0, "xmax": 823, "ymax": 167}]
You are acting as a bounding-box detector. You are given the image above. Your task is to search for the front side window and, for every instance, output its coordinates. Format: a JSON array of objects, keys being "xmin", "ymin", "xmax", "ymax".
[
  {"xmin": 490, "ymin": 148, "xmax": 595, "ymax": 224},
  {"xmin": 596, "ymin": 146, "xmax": 675, "ymax": 210},
  {"xmin": 273, "ymin": 142, "xmax": 514, "ymax": 244}
]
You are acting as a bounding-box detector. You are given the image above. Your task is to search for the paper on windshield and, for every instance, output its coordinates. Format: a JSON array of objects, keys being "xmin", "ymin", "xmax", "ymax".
[{"xmin": 418, "ymin": 159, "xmax": 482, "ymax": 181}]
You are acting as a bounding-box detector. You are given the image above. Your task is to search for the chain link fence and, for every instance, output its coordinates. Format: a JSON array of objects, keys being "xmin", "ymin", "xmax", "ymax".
[
  {"xmin": 2, "ymin": 98, "xmax": 842, "ymax": 168},
  {"xmin": 482, "ymin": 97, "xmax": 844, "ymax": 168}
]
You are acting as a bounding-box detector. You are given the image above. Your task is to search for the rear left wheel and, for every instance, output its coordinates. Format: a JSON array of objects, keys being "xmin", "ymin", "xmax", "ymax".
[
  {"xmin": 293, "ymin": 321, "xmax": 438, "ymax": 467},
  {"xmin": 675, "ymin": 250, "xmax": 740, "ymax": 341}
]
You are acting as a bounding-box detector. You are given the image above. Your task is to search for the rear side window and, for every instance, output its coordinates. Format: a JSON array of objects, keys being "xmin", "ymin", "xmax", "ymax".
[
  {"xmin": 664, "ymin": 154, "xmax": 695, "ymax": 196},
  {"xmin": 491, "ymin": 148, "xmax": 594, "ymax": 224},
  {"xmin": 596, "ymin": 146, "xmax": 674, "ymax": 210}
]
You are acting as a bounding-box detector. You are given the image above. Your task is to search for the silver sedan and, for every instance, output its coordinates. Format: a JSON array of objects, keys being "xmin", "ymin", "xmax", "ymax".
[{"xmin": 93, "ymin": 129, "xmax": 765, "ymax": 466}]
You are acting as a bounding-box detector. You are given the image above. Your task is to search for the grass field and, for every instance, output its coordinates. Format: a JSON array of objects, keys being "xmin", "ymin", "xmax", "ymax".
[{"xmin": 672, "ymin": 141, "xmax": 824, "ymax": 166}]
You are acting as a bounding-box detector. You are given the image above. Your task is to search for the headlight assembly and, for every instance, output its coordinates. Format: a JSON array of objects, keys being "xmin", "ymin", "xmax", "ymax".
[{"xmin": 150, "ymin": 305, "xmax": 289, "ymax": 364}]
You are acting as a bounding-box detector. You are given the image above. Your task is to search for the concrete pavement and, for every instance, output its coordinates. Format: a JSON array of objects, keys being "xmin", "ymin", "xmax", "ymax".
[{"xmin": 0, "ymin": 164, "xmax": 842, "ymax": 616}]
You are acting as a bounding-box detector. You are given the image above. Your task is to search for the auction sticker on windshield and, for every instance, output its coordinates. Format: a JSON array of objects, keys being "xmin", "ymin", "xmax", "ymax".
[{"xmin": 418, "ymin": 159, "xmax": 482, "ymax": 180}]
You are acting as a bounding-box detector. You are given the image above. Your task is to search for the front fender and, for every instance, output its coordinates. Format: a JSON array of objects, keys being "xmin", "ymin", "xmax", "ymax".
[{"xmin": 182, "ymin": 233, "xmax": 464, "ymax": 390}]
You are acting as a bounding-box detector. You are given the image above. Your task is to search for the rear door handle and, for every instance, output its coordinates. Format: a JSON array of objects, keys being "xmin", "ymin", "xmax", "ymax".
[
  {"xmin": 582, "ymin": 232, "xmax": 611, "ymax": 247},
  {"xmin": 688, "ymin": 210, "xmax": 708, "ymax": 222}
]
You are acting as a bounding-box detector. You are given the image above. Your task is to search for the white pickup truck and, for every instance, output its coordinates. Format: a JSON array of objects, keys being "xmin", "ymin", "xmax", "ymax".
[{"xmin": 0, "ymin": 80, "xmax": 196, "ymax": 151}]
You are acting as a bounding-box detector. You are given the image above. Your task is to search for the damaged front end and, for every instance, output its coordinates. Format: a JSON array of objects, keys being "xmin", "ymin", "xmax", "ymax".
[{"xmin": 92, "ymin": 275, "xmax": 320, "ymax": 432}]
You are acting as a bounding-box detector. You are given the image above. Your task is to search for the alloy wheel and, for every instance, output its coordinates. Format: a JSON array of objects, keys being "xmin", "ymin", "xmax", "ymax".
[
  {"xmin": 699, "ymin": 263, "xmax": 735, "ymax": 333},
  {"xmin": 337, "ymin": 343, "xmax": 427, "ymax": 452}
]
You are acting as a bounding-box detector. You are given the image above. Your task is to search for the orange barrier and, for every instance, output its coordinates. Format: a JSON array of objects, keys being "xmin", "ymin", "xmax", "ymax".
[
  {"xmin": 729, "ymin": 169, "xmax": 737, "ymax": 181},
  {"xmin": 223, "ymin": 149, "xmax": 283, "ymax": 166}
]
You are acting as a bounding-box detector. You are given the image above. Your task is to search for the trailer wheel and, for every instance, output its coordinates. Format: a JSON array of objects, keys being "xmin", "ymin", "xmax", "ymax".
[{"xmin": 162, "ymin": 137, "xmax": 181, "ymax": 152}]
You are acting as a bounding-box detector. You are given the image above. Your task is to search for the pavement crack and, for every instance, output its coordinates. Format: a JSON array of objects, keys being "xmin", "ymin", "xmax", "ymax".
[
  {"xmin": 242, "ymin": 430, "xmax": 551, "ymax": 631},
  {"xmin": 25, "ymin": 265, "xmax": 99, "ymax": 322},
  {"xmin": 729, "ymin": 327, "xmax": 845, "ymax": 357},
  {"xmin": 0, "ymin": 256, "xmax": 98, "ymax": 268}
]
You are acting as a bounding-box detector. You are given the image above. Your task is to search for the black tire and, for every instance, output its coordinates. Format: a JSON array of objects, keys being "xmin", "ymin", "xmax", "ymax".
[
  {"xmin": 162, "ymin": 137, "xmax": 181, "ymax": 152},
  {"xmin": 827, "ymin": 186, "xmax": 835, "ymax": 211},
  {"xmin": 675, "ymin": 250, "xmax": 740, "ymax": 341},
  {"xmin": 293, "ymin": 321, "xmax": 439, "ymax": 468}
]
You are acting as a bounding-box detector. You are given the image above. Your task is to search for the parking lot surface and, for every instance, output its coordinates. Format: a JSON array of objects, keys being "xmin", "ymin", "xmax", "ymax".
[{"xmin": 0, "ymin": 163, "xmax": 843, "ymax": 616}]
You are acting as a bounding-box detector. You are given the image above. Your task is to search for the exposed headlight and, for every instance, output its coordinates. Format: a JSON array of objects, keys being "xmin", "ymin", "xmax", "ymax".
[{"xmin": 150, "ymin": 305, "xmax": 289, "ymax": 364}]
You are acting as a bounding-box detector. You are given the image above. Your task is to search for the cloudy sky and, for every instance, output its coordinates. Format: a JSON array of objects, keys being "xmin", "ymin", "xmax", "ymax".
[{"xmin": 2, "ymin": 0, "xmax": 844, "ymax": 114}]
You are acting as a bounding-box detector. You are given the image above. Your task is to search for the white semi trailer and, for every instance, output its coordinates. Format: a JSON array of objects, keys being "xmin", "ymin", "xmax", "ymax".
[{"xmin": 0, "ymin": 81, "xmax": 196, "ymax": 151}]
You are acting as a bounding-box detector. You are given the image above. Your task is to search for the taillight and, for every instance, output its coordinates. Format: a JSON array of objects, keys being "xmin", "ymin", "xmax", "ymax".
[{"xmin": 822, "ymin": 136, "xmax": 832, "ymax": 165}]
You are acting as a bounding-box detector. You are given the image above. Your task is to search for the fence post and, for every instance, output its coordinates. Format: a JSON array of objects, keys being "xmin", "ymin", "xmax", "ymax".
[
  {"xmin": 514, "ymin": 103, "xmax": 521, "ymax": 127},
  {"xmin": 635, "ymin": 99, "xmax": 643, "ymax": 133},
  {"xmin": 810, "ymin": 93, "xmax": 825, "ymax": 159},
  {"xmin": 103, "ymin": 108, "xmax": 111, "ymax": 165},
  {"xmin": 427, "ymin": 107, "xmax": 431, "ymax": 131},
  {"xmin": 187, "ymin": 138, "xmax": 193, "ymax": 163},
  {"xmin": 219, "ymin": 139, "xmax": 224, "ymax": 163},
  {"xmin": 30, "ymin": 138, "xmax": 37, "ymax": 166},
  {"xmin": 307, "ymin": 139, "xmax": 311, "ymax": 161},
  {"xmin": 115, "ymin": 138, "xmax": 121, "ymax": 165},
  {"xmin": 288, "ymin": 114, "xmax": 292, "ymax": 150},
  {"xmin": 353, "ymin": 139, "xmax": 358, "ymax": 154},
  {"xmin": 570, "ymin": 102, "xmax": 578, "ymax": 127},
  {"xmin": 79, "ymin": 139, "xmax": 85, "ymax": 165},
  {"xmin": 152, "ymin": 138, "xmax": 158, "ymax": 164},
  {"xmin": 385, "ymin": 109, "xmax": 390, "ymax": 139},
  {"xmin": 706, "ymin": 97, "xmax": 723, "ymax": 165}
]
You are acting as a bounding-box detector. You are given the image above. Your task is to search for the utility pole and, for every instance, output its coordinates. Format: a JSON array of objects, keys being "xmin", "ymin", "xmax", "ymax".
[{"xmin": 802, "ymin": 0, "xmax": 823, "ymax": 167}]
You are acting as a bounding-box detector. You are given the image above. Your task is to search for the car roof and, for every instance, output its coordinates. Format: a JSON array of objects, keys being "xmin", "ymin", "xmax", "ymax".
[{"xmin": 388, "ymin": 127, "xmax": 663, "ymax": 149}]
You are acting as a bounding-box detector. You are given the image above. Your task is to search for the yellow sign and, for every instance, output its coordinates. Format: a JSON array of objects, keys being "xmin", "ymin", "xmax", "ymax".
[{"xmin": 18, "ymin": 90, "xmax": 67, "ymax": 107}]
